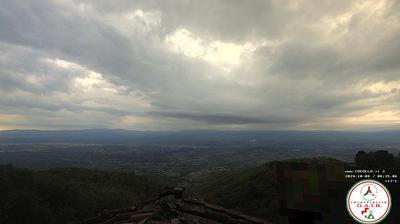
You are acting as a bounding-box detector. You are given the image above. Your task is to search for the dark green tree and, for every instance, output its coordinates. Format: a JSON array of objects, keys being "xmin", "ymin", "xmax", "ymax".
[{"xmin": 354, "ymin": 150, "xmax": 395, "ymax": 169}]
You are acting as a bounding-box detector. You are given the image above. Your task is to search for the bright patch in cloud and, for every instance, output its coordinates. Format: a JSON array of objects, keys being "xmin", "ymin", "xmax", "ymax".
[
  {"xmin": 45, "ymin": 58, "xmax": 81, "ymax": 69},
  {"xmin": 343, "ymin": 111, "xmax": 400, "ymax": 125},
  {"xmin": 43, "ymin": 57, "xmax": 151, "ymax": 113},
  {"xmin": 365, "ymin": 80, "xmax": 400, "ymax": 94},
  {"xmin": 125, "ymin": 10, "xmax": 161, "ymax": 28},
  {"xmin": 74, "ymin": 72, "xmax": 119, "ymax": 93},
  {"xmin": 45, "ymin": 58, "xmax": 123, "ymax": 94},
  {"xmin": 165, "ymin": 29, "xmax": 265, "ymax": 72},
  {"xmin": 0, "ymin": 114, "xmax": 28, "ymax": 130},
  {"xmin": 108, "ymin": 9, "xmax": 162, "ymax": 36}
]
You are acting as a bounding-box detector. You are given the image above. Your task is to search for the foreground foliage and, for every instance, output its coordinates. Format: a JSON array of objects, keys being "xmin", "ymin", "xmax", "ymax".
[
  {"xmin": 0, "ymin": 166, "xmax": 162, "ymax": 224},
  {"xmin": 1, "ymin": 150, "xmax": 398, "ymax": 224},
  {"xmin": 190, "ymin": 152, "xmax": 399, "ymax": 222}
]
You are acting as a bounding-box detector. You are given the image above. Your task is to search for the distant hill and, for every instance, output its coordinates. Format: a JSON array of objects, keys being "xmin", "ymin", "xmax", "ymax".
[{"xmin": 1, "ymin": 129, "xmax": 400, "ymax": 145}]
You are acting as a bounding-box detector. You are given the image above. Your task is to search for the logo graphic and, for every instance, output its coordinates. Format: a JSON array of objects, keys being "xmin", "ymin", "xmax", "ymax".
[
  {"xmin": 361, "ymin": 184, "xmax": 377, "ymax": 201},
  {"xmin": 346, "ymin": 180, "xmax": 391, "ymax": 223}
]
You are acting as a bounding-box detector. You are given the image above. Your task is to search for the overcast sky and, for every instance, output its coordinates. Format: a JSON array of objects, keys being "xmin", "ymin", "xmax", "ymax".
[{"xmin": 0, "ymin": 0, "xmax": 399, "ymax": 131}]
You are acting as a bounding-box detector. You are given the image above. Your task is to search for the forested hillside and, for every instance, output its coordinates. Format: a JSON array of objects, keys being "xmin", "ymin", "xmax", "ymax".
[
  {"xmin": 1, "ymin": 151, "xmax": 398, "ymax": 224},
  {"xmin": 190, "ymin": 157, "xmax": 346, "ymax": 223},
  {"xmin": 190, "ymin": 152, "xmax": 400, "ymax": 223},
  {"xmin": 0, "ymin": 166, "xmax": 162, "ymax": 224}
]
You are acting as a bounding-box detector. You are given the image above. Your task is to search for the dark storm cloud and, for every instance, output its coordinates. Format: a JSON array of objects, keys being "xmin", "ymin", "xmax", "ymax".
[{"xmin": 0, "ymin": 0, "xmax": 399, "ymax": 130}]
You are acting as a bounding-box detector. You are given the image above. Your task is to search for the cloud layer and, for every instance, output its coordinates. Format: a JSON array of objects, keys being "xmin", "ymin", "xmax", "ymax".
[{"xmin": 0, "ymin": 0, "xmax": 400, "ymax": 130}]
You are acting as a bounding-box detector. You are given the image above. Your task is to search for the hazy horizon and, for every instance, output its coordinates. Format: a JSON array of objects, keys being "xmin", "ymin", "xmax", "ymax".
[
  {"xmin": 1, "ymin": 0, "xmax": 400, "ymax": 131},
  {"xmin": 2, "ymin": 128, "xmax": 400, "ymax": 133}
]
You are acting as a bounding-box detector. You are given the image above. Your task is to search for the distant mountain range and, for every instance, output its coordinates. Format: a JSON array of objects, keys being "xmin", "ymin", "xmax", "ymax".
[{"xmin": 1, "ymin": 129, "xmax": 400, "ymax": 145}]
